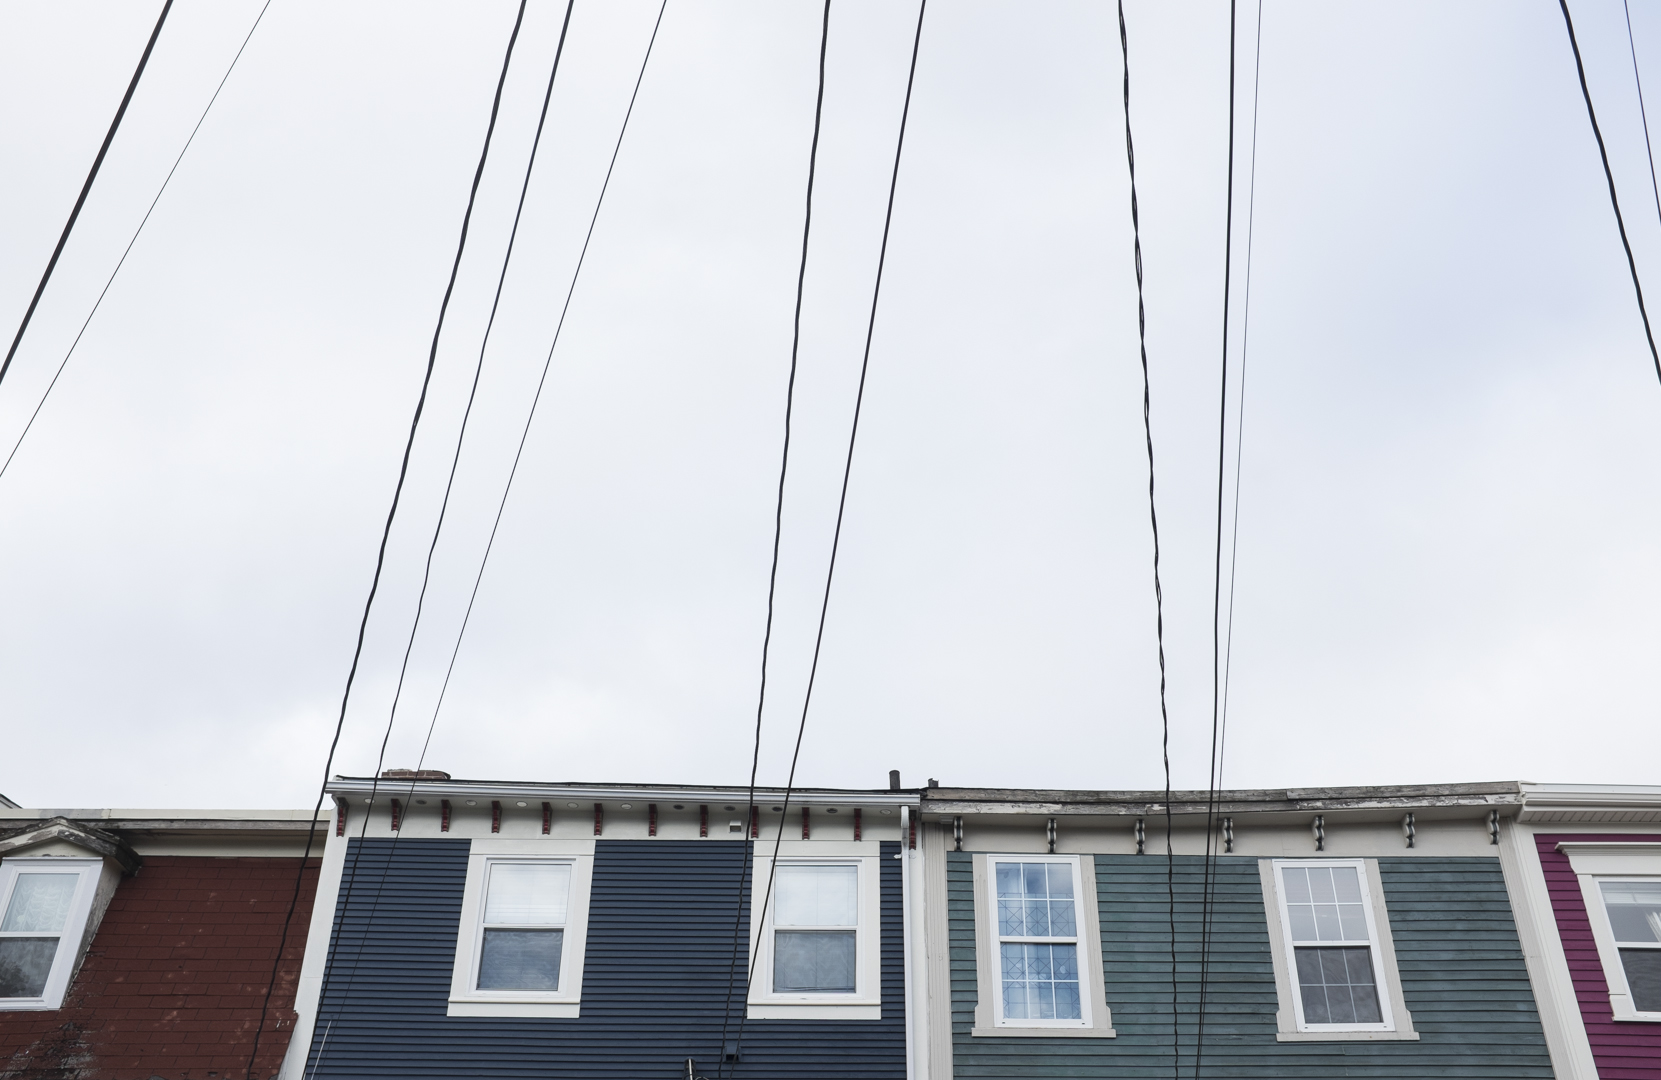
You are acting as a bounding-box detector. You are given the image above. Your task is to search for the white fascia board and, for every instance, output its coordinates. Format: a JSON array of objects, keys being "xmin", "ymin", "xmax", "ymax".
[{"xmin": 324, "ymin": 778, "xmax": 919, "ymax": 807}]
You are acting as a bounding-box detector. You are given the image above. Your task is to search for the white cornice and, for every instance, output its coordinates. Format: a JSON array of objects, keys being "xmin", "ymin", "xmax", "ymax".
[{"xmin": 324, "ymin": 777, "xmax": 919, "ymax": 807}]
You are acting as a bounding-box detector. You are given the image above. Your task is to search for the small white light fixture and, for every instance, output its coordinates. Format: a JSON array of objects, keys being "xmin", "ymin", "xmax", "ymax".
[
  {"xmin": 880, "ymin": 809, "xmax": 892, "ymax": 815},
  {"xmin": 567, "ymin": 802, "xmax": 579, "ymax": 809},
  {"xmin": 516, "ymin": 801, "xmax": 527, "ymax": 807},
  {"xmin": 465, "ymin": 800, "xmax": 477, "ymax": 806},
  {"xmin": 621, "ymin": 803, "xmax": 633, "ymax": 810}
]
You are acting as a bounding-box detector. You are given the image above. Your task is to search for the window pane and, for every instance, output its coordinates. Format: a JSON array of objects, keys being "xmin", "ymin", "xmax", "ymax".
[
  {"xmin": 1620, "ymin": 949, "xmax": 1661, "ymax": 1012},
  {"xmin": 1307, "ymin": 867, "xmax": 1337, "ymax": 905},
  {"xmin": 999, "ymin": 943, "xmax": 1082, "ymax": 1020},
  {"xmin": 484, "ymin": 864, "xmax": 570, "ymax": 926},
  {"xmin": 773, "ymin": 930, "xmax": 855, "ymax": 992},
  {"xmin": 1282, "ymin": 866, "xmax": 1312, "ymax": 904},
  {"xmin": 1603, "ymin": 881, "xmax": 1661, "ymax": 944},
  {"xmin": 1331, "ymin": 866, "xmax": 1363, "ymax": 904},
  {"xmin": 1294, "ymin": 946, "xmax": 1382, "ymax": 1025},
  {"xmin": 1, "ymin": 874, "xmax": 78, "ymax": 933},
  {"xmin": 477, "ymin": 928, "xmax": 563, "ymax": 990},
  {"xmin": 995, "ymin": 862, "xmax": 1076, "ymax": 939},
  {"xmin": 1337, "ymin": 904, "xmax": 1369, "ymax": 942},
  {"xmin": 0, "ymin": 938, "xmax": 61, "ymax": 998},
  {"xmin": 775, "ymin": 865, "xmax": 858, "ymax": 927}
]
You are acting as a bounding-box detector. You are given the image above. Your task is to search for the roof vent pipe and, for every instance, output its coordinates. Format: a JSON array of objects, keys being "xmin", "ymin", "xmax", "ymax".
[{"xmin": 889, "ymin": 770, "xmax": 901, "ymax": 791}]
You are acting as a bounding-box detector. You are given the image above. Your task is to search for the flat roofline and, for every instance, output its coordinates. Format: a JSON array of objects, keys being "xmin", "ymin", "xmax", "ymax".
[{"xmin": 327, "ymin": 776, "xmax": 920, "ymax": 805}]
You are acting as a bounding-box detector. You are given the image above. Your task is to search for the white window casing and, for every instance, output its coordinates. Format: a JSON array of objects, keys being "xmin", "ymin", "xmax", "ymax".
[
  {"xmin": 748, "ymin": 841, "xmax": 882, "ymax": 1019},
  {"xmin": 0, "ymin": 857, "xmax": 106, "ymax": 1012},
  {"xmin": 970, "ymin": 853, "xmax": 1115, "ymax": 1038},
  {"xmin": 1556, "ymin": 842, "xmax": 1661, "ymax": 1022},
  {"xmin": 448, "ymin": 838, "xmax": 595, "ymax": 1018},
  {"xmin": 1260, "ymin": 858, "xmax": 1417, "ymax": 1042}
]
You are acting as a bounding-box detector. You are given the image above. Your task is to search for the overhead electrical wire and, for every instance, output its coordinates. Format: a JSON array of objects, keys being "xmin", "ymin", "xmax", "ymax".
[
  {"xmin": 0, "ymin": 0, "xmax": 273, "ymax": 484},
  {"xmin": 1194, "ymin": 1, "xmax": 1240, "ymax": 1073},
  {"xmin": 716, "ymin": 2, "xmax": 834, "ymax": 1072},
  {"xmin": 0, "ymin": 0, "xmax": 174, "ymax": 391},
  {"xmin": 304, "ymin": 5, "xmax": 578, "ymax": 1073},
  {"xmin": 244, "ymin": 2, "xmax": 532, "ymax": 1074},
  {"xmin": 1559, "ymin": 0, "xmax": 1661, "ymax": 389},
  {"xmin": 1623, "ymin": 0, "xmax": 1661, "ymax": 229},
  {"xmin": 719, "ymin": 3, "xmax": 926, "ymax": 1077},
  {"xmin": 400, "ymin": 0, "xmax": 669, "ymax": 778},
  {"xmin": 1115, "ymin": 3, "xmax": 1180, "ymax": 1075}
]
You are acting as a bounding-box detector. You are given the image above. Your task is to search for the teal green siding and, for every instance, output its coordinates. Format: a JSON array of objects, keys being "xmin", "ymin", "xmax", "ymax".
[{"xmin": 947, "ymin": 853, "xmax": 1553, "ymax": 1077}]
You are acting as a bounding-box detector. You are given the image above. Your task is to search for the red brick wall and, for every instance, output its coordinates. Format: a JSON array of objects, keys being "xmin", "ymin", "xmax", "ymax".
[{"xmin": 0, "ymin": 855, "xmax": 320, "ymax": 1080}]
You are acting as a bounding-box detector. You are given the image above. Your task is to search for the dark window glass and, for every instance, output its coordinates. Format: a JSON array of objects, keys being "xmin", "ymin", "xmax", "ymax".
[
  {"xmin": 477, "ymin": 928, "xmax": 563, "ymax": 990},
  {"xmin": 1620, "ymin": 949, "xmax": 1661, "ymax": 1013},
  {"xmin": 1294, "ymin": 946, "xmax": 1382, "ymax": 1025},
  {"xmin": 0, "ymin": 938, "xmax": 59, "ymax": 998},
  {"xmin": 774, "ymin": 930, "xmax": 855, "ymax": 992}
]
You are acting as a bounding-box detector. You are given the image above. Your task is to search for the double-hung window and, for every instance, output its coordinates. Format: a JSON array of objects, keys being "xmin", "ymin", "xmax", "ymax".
[
  {"xmin": 0, "ymin": 857, "xmax": 103, "ymax": 1011},
  {"xmin": 1600, "ymin": 880, "xmax": 1661, "ymax": 1014},
  {"xmin": 448, "ymin": 840, "xmax": 594, "ymax": 1018},
  {"xmin": 1264, "ymin": 859, "xmax": 1414, "ymax": 1039},
  {"xmin": 748, "ymin": 843, "xmax": 881, "ymax": 1019},
  {"xmin": 970, "ymin": 854, "xmax": 1112, "ymax": 1035},
  {"xmin": 996, "ymin": 860, "xmax": 1082, "ymax": 1022}
]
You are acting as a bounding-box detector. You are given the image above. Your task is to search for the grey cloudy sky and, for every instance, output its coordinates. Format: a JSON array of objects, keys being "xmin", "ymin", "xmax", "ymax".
[{"xmin": 1, "ymin": 0, "xmax": 1658, "ymax": 810}]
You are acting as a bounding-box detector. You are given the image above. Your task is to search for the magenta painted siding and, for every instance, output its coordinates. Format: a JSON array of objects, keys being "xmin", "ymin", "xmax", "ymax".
[{"xmin": 1537, "ymin": 832, "xmax": 1661, "ymax": 1080}]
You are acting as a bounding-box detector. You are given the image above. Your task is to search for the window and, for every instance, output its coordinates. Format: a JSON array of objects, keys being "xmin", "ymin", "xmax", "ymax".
[
  {"xmin": 970, "ymin": 854, "xmax": 1114, "ymax": 1037},
  {"xmin": 1600, "ymin": 880, "xmax": 1661, "ymax": 1014},
  {"xmin": 1556, "ymin": 841, "xmax": 1661, "ymax": 1021},
  {"xmin": 448, "ymin": 839, "xmax": 594, "ymax": 1018},
  {"xmin": 748, "ymin": 842, "xmax": 881, "ymax": 1019},
  {"xmin": 1261, "ymin": 859, "xmax": 1416, "ymax": 1041},
  {"xmin": 0, "ymin": 858, "xmax": 103, "ymax": 1011}
]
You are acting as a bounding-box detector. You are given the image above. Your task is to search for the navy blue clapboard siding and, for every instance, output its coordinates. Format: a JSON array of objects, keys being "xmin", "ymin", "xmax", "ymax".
[
  {"xmin": 306, "ymin": 839, "xmax": 905, "ymax": 1079},
  {"xmin": 948, "ymin": 853, "xmax": 1553, "ymax": 1078}
]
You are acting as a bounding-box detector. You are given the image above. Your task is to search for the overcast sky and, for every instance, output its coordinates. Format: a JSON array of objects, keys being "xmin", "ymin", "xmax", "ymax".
[{"xmin": 2, "ymin": 0, "xmax": 1659, "ymax": 810}]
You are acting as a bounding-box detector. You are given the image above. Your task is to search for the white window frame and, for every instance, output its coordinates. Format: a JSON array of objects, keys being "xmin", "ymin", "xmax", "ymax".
[
  {"xmin": 447, "ymin": 838, "xmax": 595, "ymax": 1018},
  {"xmin": 970, "ymin": 853, "xmax": 1115, "ymax": 1038},
  {"xmin": 1557, "ymin": 842, "xmax": 1661, "ymax": 1022},
  {"xmin": 0, "ymin": 857, "xmax": 103, "ymax": 1012},
  {"xmin": 747, "ymin": 841, "xmax": 881, "ymax": 1019},
  {"xmin": 1261, "ymin": 858, "xmax": 1418, "ymax": 1042}
]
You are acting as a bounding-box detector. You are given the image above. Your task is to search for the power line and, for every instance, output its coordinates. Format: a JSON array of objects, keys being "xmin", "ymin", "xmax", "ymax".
[
  {"xmin": 1623, "ymin": 0, "xmax": 1661, "ymax": 229},
  {"xmin": 1115, "ymin": 2, "xmax": 1179, "ymax": 1074},
  {"xmin": 0, "ymin": 0, "xmax": 273, "ymax": 484},
  {"xmin": 1214, "ymin": 0, "xmax": 1266, "ymax": 911},
  {"xmin": 306, "ymin": 4, "xmax": 578, "ymax": 1071},
  {"xmin": 717, "ymin": 2, "xmax": 834, "ymax": 1072},
  {"xmin": 0, "ymin": 0, "xmax": 174, "ymax": 391},
  {"xmin": 722, "ymin": 3, "xmax": 926, "ymax": 1077},
  {"xmin": 244, "ymin": 3, "xmax": 532, "ymax": 1074},
  {"xmin": 1193, "ymin": 0, "xmax": 1238, "ymax": 1072},
  {"xmin": 1559, "ymin": 0, "xmax": 1661, "ymax": 389},
  {"xmin": 405, "ymin": 0, "xmax": 668, "ymax": 776}
]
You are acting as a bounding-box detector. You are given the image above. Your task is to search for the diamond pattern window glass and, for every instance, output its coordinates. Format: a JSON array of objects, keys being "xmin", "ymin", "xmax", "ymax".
[{"xmin": 992, "ymin": 860, "xmax": 1083, "ymax": 1022}]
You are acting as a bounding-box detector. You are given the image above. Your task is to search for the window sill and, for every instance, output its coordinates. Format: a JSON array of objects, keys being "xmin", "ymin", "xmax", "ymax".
[
  {"xmin": 746, "ymin": 1003, "xmax": 880, "ymax": 1020},
  {"xmin": 0, "ymin": 1001, "xmax": 54, "ymax": 1013},
  {"xmin": 1276, "ymin": 1029, "xmax": 1419, "ymax": 1042},
  {"xmin": 446, "ymin": 1000, "xmax": 580, "ymax": 1018},
  {"xmin": 971, "ymin": 1024, "xmax": 1116, "ymax": 1038}
]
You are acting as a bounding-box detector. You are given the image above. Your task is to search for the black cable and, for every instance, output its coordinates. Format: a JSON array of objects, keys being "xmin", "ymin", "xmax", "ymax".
[
  {"xmin": 305, "ymin": 5, "xmax": 577, "ymax": 1071},
  {"xmin": 1560, "ymin": 0, "xmax": 1661, "ymax": 389},
  {"xmin": 407, "ymin": 0, "xmax": 668, "ymax": 777},
  {"xmin": 716, "ymin": 4, "xmax": 833, "ymax": 1073},
  {"xmin": 0, "ymin": 0, "xmax": 173, "ymax": 391},
  {"xmin": 243, "ymin": 3, "xmax": 530, "ymax": 1075},
  {"xmin": 1623, "ymin": 0, "xmax": 1661, "ymax": 230},
  {"xmin": 723, "ymin": 4, "xmax": 926, "ymax": 1075},
  {"xmin": 1116, "ymin": 3, "xmax": 1178, "ymax": 1074},
  {"xmin": 1194, "ymin": 2, "xmax": 1238, "ymax": 1075},
  {"xmin": 0, "ymin": 2, "xmax": 271, "ymax": 484},
  {"xmin": 1215, "ymin": 0, "xmax": 1265, "ymax": 902}
]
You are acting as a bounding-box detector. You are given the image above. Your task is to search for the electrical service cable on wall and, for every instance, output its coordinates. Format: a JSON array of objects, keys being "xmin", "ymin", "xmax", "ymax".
[
  {"xmin": 245, "ymin": 3, "xmax": 533, "ymax": 1074},
  {"xmin": 1193, "ymin": 1, "xmax": 1240, "ymax": 1073},
  {"xmin": 305, "ymin": 6, "xmax": 580, "ymax": 1073},
  {"xmin": 1114, "ymin": 3, "xmax": 1180, "ymax": 1075},
  {"xmin": 0, "ymin": 0, "xmax": 273, "ymax": 484}
]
